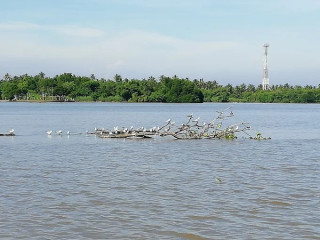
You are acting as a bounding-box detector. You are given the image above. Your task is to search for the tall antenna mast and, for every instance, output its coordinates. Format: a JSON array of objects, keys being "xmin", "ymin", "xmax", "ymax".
[{"xmin": 262, "ymin": 43, "xmax": 270, "ymax": 90}]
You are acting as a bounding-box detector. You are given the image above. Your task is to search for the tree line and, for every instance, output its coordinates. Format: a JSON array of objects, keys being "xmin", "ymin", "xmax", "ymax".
[{"xmin": 0, "ymin": 72, "xmax": 319, "ymax": 103}]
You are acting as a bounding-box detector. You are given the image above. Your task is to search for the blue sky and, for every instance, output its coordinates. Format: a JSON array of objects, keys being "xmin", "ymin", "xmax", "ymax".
[{"xmin": 0, "ymin": 0, "xmax": 319, "ymax": 86}]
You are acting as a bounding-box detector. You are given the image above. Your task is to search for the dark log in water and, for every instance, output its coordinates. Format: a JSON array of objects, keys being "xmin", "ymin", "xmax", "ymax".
[
  {"xmin": 92, "ymin": 107, "xmax": 270, "ymax": 140},
  {"xmin": 0, "ymin": 133, "xmax": 15, "ymax": 136}
]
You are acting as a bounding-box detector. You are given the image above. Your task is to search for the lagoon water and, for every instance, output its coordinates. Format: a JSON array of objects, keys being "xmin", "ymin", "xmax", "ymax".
[{"xmin": 0, "ymin": 102, "xmax": 319, "ymax": 239}]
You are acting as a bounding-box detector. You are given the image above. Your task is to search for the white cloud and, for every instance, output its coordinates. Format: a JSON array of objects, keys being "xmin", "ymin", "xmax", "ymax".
[
  {"xmin": 0, "ymin": 24, "xmax": 240, "ymax": 78},
  {"xmin": 53, "ymin": 25, "xmax": 105, "ymax": 38},
  {"xmin": 0, "ymin": 22, "xmax": 104, "ymax": 38},
  {"xmin": 0, "ymin": 22, "xmax": 40, "ymax": 31},
  {"xmin": 0, "ymin": 22, "xmax": 319, "ymax": 85}
]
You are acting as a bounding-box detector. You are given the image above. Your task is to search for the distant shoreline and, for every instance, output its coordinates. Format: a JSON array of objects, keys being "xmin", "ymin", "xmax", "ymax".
[{"xmin": 1, "ymin": 100, "xmax": 319, "ymax": 104}]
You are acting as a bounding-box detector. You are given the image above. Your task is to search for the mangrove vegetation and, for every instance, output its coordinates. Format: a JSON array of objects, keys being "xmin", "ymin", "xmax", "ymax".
[{"xmin": 0, "ymin": 72, "xmax": 319, "ymax": 103}]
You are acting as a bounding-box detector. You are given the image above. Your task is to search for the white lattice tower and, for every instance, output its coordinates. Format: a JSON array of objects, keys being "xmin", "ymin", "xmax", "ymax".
[{"xmin": 262, "ymin": 43, "xmax": 270, "ymax": 90}]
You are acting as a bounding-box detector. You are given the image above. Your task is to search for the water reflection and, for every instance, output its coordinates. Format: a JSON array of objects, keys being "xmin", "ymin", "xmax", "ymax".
[{"xmin": 0, "ymin": 103, "xmax": 319, "ymax": 239}]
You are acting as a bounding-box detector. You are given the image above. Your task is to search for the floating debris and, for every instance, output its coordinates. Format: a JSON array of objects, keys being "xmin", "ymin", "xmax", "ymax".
[
  {"xmin": 0, "ymin": 129, "xmax": 15, "ymax": 136},
  {"xmin": 40, "ymin": 108, "xmax": 270, "ymax": 140},
  {"xmin": 93, "ymin": 107, "xmax": 270, "ymax": 140},
  {"xmin": 249, "ymin": 132, "xmax": 271, "ymax": 140},
  {"xmin": 215, "ymin": 178, "xmax": 223, "ymax": 184}
]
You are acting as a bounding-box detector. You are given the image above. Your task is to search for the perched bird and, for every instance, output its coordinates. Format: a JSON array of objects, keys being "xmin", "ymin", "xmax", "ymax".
[{"xmin": 193, "ymin": 117, "xmax": 200, "ymax": 122}]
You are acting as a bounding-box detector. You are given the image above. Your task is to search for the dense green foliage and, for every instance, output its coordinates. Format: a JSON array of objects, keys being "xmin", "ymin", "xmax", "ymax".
[
  {"xmin": 0, "ymin": 73, "xmax": 203, "ymax": 103},
  {"xmin": 0, "ymin": 72, "xmax": 319, "ymax": 103},
  {"xmin": 197, "ymin": 79, "xmax": 320, "ymax": 103}
]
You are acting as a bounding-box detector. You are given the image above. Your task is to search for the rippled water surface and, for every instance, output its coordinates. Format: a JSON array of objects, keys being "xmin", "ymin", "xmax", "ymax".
[{"xmin": 0, "ymin": 102, "xmax": 320, "ymax": 239}]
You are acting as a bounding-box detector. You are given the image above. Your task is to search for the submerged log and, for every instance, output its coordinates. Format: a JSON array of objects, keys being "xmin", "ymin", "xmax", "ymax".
[
  {"xmin": 98, "ymin": 132, "xmax": 153, "ymax": 139},
  {"xmin": 98, "ymin": 133, "xmax": 132, "ymax": 138},
  {"xmin": 0, "ymin": 133, "xmax": 15, "ymax": 136},
  {"xmin": 0, "ymin": 129, "xmax": 15, "ymax": 136},
  {"xmin": 93, "ymin": 107, "xmax": 270, "ymax": 141}
]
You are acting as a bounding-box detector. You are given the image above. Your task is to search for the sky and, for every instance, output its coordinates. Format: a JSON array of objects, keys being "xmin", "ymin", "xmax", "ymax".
[{"xmin": 0, "ymin": 0, "xmax": 319, "ymax": 86}]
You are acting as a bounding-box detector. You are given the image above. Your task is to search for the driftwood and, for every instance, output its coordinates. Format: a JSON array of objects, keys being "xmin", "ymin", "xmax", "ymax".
[
  {"xmin": 0, "ymin": 129, "xmax": 15, "ymax": 136},
  {"xmin": 156, "ymin": 107, "xmax": 269, "ymax": 140},
  {"xmin": 96, "ymin": 126, "xmax": 157, "ymax": 139},
  {"xmin": 0, "ymin": 133, "xmax": 15, "ymax": 136},
  {"xmin": 95, "ymin": 108, "xmax": 270, "ymax": 140}
]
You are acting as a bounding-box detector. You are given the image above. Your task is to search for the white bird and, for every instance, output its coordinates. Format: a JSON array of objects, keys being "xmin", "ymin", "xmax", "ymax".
[
  {"xmin": 166, "ymin": 119, "xmax": 171, "ymax": 123},
  {"xmin": 56, "ymin": 130, "xmax": 63, "ymax": 135},
  {"xmin": 9, "ymin": 129, "xmax": 14, "ymax": 134},
  {"xmin": 67, "ymin": 131, "xmax": 70, "ymax": 135},
  {"xmin": 193, "ymin": 117, "xmax": 200, "ymax": 122},
  {"xmin": 46, "ymin": 130, "xmax": 52, "ymax": 135}
]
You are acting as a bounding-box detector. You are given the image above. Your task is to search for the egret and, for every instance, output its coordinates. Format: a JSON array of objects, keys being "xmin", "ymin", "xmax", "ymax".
[{"xmin": 193, "ymin": 117, "xmax": 200, "ymax": 122}]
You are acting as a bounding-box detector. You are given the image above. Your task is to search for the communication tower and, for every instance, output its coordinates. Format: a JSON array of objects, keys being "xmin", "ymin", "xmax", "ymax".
[{"xmin": 262, "ymin": 43, "xmax": 270, "ymax": 90}]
